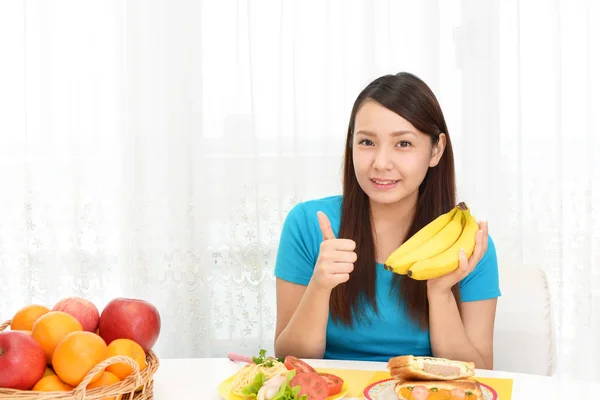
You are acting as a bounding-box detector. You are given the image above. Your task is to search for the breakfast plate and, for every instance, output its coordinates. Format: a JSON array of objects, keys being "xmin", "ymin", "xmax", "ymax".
[
  {"xmin": 362, "ymin": 378, "xmax": 498, "ymax": 400},
  {"xmin": 217, "ymin": 371, "xmax": 349, "ymax": 400}
]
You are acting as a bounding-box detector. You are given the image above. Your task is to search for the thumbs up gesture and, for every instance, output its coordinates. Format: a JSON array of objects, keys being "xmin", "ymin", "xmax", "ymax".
[{"xmin": 311, "ymin": 211, "xmax": 357, "ymax": 291}]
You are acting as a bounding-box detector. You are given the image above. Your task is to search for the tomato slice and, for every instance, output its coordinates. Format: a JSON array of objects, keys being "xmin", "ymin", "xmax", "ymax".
[
  {"xmin": 283, "ymin": 355, "xmax": 317, "ymax": 374},
  {"xmin": 290, "ymin": 372, "xmax": 328, "ymax": 400},
  {"xmin": 317, "ymin": 372, "xmax": 344, "ymax": 396}
]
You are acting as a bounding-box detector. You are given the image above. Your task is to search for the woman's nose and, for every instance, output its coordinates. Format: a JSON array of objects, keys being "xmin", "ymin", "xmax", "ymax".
[{"xmin": 372, "ymin": 148, "xmax": 393, "ymax": 170}]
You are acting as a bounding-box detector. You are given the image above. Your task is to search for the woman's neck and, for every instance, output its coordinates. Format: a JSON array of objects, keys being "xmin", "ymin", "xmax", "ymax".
[{"xmin": 370, "ymin": 191, "xmax": 419, "ymax": 263}]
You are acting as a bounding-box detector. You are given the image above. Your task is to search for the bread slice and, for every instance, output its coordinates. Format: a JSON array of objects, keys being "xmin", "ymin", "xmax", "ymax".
[
  {"xmin": 394, "ymin": 378, "xmax": 483, "ymax": 400},
  {"xmin": 388, "ymin": 355, "xmax": 475, "ymax": 381}
]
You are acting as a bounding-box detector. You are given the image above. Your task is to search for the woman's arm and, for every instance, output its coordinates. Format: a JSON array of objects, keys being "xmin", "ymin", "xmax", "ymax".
[
  {"xmin": 425, "ymin": 222, "xmax": 500, "ymax": 370},
  {"xmin": 428, "ymin": 291, "xmax": 497, "ymax": 369},
  {"xmin": 274, "ymin": 211, "xmax": 356, "ymax": 359},
  {"xmin": 274, "ymin": 279, "xmax": 331, "ymax": 359}
]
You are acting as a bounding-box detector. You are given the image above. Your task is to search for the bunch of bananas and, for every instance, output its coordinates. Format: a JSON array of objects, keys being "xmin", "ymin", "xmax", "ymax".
[{"xmin": 383, "ymin": 202, "xmax": 479, "ymax": 280}]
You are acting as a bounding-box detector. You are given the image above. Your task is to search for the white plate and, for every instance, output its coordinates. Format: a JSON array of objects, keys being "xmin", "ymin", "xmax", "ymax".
[{"xmin": 362, "ymin": 378, "xmax": 499, "ymax": 400}]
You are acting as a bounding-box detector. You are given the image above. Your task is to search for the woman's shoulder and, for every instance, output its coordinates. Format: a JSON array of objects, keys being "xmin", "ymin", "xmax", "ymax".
[
  {"xmin": 280, "ymin": 195, "xmax": 343, "ymax": 243},
  {"xmin": 293, "ymin": 195, "xmax": 343, "ymax": 215},
  {"xmin": 287, "ymin": 195, "xmax": 342, "ymax": 227},
  {"xmin": 275, "ymin": 195, "xmax": 343, "ymax": 284}
]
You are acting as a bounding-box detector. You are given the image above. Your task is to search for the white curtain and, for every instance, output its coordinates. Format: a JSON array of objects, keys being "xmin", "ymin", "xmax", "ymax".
[{"xmin": 0, "ymin": 0, "xmax": 597, "ymax": 381}]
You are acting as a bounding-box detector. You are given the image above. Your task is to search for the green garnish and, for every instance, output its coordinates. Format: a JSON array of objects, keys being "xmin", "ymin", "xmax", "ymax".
[
  {"xmin": 252, "ymin": 349, "xmax": 268, "ymax": 364},
  {"xmin": 253, "ymin": 349, "xmax": 276, "ymax": 367},
  {"xmin": 252, "ymin": 349, "xmax": 285, "ymax": 367}
]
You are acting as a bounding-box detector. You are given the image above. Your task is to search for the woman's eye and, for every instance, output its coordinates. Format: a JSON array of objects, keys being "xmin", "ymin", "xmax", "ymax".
[
  {"xmin": 358, "ymin": 139, "xmax": 374, "ymax": 146},
  {"xmin": 397, "ymin": 141, "xmax": 412, "ymax": 148}
]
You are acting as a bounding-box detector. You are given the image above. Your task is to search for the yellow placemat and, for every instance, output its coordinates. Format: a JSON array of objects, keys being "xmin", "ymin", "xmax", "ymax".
[
  {"xmin": 316, "ymin": 368, "xmax": 514, "ymax": 399},
  {"xmin": 473, "ymin": 376, "xmax": 514, "ymax": 399},
  {"xmin": 316, "ymin": 368, "xmax": 390, "ymax": 397}
]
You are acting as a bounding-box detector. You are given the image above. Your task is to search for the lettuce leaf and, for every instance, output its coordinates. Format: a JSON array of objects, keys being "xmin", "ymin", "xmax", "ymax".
[
  {"xmin": 241, "ymin": 372, "xmax": 266, "ymax": 398},
  {"xmin": 241, "ymin": 369, "xmax": 307, "ymax": 400}
]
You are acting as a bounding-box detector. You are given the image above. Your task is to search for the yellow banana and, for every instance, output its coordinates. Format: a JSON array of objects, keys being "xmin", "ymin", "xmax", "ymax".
[
  {"xmin": 384, "ymin": 207, "xmax": 458, "ymax": 273},
  {"xmin": 384, "ymin": 207, "xmax": 464, "ymax": 275},
  {"xmin": 407, "ymin": 204, "xmax": 480, "ymax": 280}
]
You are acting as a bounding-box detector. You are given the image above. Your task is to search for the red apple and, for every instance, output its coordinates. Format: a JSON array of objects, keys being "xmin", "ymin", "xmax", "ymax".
[
  {"xmin": 52, "ymin": 297, "xmax": 100, "ymax": 332},
  {"xmin": 0, "ymin": 331, "xmax": 46, "ymax": 390},
  {"xmin": 98, "ymin": 298, "xmax": 161, "ymax": 352}
]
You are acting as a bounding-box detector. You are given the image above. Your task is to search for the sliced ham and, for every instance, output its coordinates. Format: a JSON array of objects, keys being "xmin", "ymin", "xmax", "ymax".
[
  {"xmin": 423, "ymin": 363, "xmax": 461, "ymax": 376},
  {"xmin": 451, "ymin": 388, "xmax": 466, "ymax": 399}
]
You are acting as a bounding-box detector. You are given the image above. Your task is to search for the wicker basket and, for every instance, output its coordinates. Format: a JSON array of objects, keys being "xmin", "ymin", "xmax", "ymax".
[{"xmin": 0, "ymin": 320, "xmax": 160, "ymax": 400}]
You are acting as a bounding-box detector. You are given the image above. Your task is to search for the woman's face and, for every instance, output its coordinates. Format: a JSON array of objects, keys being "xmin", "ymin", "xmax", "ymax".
[{"xmin": 352, "ymin": 100, "xmax": 446, "ymax": 207}]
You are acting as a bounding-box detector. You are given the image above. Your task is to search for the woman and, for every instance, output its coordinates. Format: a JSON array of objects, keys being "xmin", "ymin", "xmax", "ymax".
[{"xmin": 273, "ymin": 72, "xmax": 500, "ymax": 369}]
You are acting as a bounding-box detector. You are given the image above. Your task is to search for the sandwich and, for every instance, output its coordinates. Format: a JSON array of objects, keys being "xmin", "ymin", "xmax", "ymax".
[
  {"xmin": 395, "ymin": 379, "xmax": 483, "ymax": 400},
  {"xmin": 388, "ymin": 355, "xmax": 475, "ymax": 382}
]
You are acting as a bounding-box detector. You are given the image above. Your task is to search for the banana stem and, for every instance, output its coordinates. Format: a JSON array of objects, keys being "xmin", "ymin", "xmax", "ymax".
[{"xmin": 457, "ymin": 202, "xmax": 468, "ymax": 211}]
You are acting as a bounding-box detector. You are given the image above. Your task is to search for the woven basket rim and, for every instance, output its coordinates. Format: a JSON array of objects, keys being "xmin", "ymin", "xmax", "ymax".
[{"xmin": 0, "ymin": 319, "xmax": 160, "ymax": 400}]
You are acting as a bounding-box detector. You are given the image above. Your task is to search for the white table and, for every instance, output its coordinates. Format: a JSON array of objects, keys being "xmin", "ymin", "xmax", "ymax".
[{"xmin": 153, "ymin": 358, "xmax": 600, "ymax": 399}]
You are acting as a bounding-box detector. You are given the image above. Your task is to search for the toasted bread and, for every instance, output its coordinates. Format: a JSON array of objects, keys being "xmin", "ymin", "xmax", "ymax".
[
  {"xmin": 388, "ymin": 355, "xmax": 475, "ymax": 381},
  {"xmin": 395, "ymin": 378, "xmax": 483, "ymax": 400}
]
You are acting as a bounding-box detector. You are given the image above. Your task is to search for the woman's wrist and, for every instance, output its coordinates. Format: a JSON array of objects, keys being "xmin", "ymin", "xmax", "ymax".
[
  {"xmin": 308, "ymin": 277, "xmax": 334, "ymax": 296},
  {"xmin": 426, "ymin": 282, "xmax": 454, "ymax": 300}
]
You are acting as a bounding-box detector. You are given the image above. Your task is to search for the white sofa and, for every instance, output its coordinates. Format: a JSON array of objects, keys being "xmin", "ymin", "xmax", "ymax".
[{"xmin": 493, "ymin": 265, "xmax": 557, "ymax": 376}]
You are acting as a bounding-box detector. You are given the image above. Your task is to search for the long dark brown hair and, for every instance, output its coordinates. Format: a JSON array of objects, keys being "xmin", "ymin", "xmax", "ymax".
[{"xmin": 330, "ymin": 72, "xmax": 459, "ymax": 330}]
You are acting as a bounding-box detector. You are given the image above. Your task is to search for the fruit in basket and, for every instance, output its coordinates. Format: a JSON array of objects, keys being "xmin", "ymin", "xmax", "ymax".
[
  {"xmin": 106, "ymin": 338, "xmax": 148, "ymax": 380},
  {"xmin": 43, "ymin": 367, "xmax": 56, "ymax": 377},
  {"xmin": 98, "ymin": 298, "xmax": 161, "ymax": 352},
  {"xmin": 53, "ymin": 296, "xmax": 100, "ymax": 332},
  {"xmin": 10, "ymin": 304, "xmax": 51, "ymax": 331},
  {"xmin": 31, "ymin": 375, "xmax": 73, "ymax": 392},
  {"xmin": 52, "ymin": 331, "xmax": 109, "ymax": 386},
  {"xmin": 0, "ymin": 331, "xmax": 47, "ymax": 390},
  {"xmin": 31, "ymin": 311, "xmax": 83, "ymax": 363},
  {"xmin": 87, "ymin": 371, "xmax": 122, "ymax": 400}
]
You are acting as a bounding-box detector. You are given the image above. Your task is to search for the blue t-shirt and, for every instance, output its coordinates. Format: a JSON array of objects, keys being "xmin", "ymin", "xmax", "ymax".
[{"xmin": 274, "ymin": 195, "xmax": 501, "ymax": 362}]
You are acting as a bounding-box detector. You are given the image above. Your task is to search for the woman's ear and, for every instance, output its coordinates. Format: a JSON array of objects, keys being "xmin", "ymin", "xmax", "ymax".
[{"xmin": 429, "ymin": 133, "xmax": 447, "ymax": 167}]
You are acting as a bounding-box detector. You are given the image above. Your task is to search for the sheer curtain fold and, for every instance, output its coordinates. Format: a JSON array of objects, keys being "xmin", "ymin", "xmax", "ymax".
[{"xmin": 0, "ymin": 0, "xmax": 597, "ymax": 379}]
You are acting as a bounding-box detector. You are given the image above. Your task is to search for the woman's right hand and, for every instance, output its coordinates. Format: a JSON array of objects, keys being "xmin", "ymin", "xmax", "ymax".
[{"xmin": 310, "ymin": 211, "xmax": 357, "ymax": 291}]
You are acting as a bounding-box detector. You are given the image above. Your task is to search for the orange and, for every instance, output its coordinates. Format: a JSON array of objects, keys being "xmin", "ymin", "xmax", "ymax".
[
  {"xmin": 43, "ymin": 367, "xmax": 56, "ymax": 377},
  {"xmin": 31, "ymin": 375, "xmax": 73, "ymax": 392},
  {"xmin": 52, "ymin": 331, "xmax": 109, "ymax": 387},
  {"xmin": 87, "ymin": 371, "xmax": 122, "ymax": 400},
  {"xmin": 106, "ymin": 339, "xmax": 147, "ymax": 380},
  {"xmin": 11, "ymin": 304, "xmax": 50, "ymax": 331},
  {"xmin": 31, "ymin": 311, "xmax": 83, "ymax": 363}
]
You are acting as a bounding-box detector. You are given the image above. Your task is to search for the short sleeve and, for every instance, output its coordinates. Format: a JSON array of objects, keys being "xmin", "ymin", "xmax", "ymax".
[
  {"xmin": 273, "ymin": 203, "xmax": 318, "ymax": 286},
  {"xmin": 459, "ymin": 234, "xmax": 502, "ymax": 302}
]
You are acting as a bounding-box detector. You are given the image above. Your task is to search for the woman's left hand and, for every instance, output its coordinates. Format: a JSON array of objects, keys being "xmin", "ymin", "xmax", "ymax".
[{"xmin": 426, "ymin": 221, "xmax": 489, "ymax": 296}]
